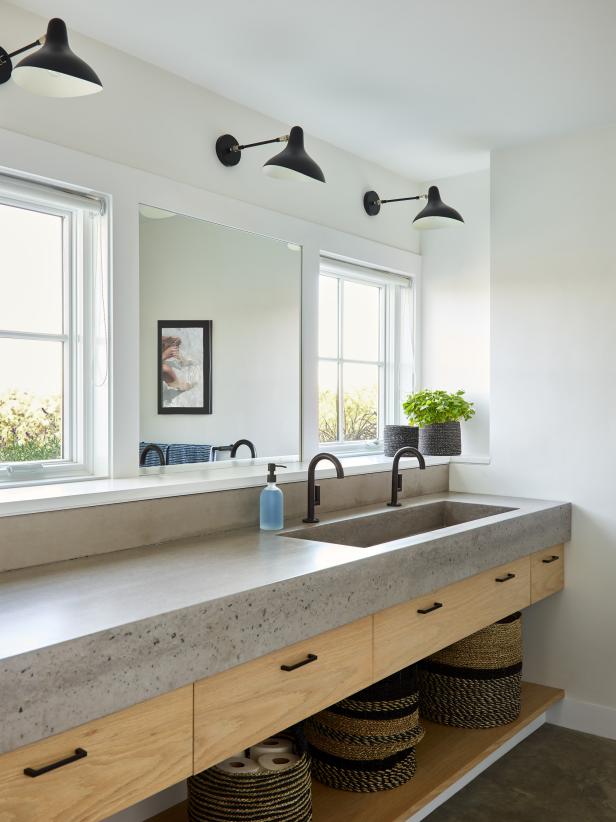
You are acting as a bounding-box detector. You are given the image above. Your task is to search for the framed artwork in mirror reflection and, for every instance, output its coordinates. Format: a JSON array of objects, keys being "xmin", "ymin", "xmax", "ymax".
[{"xmin": 158, "ymin": 320, "xmax": 212, "ymax": 414}]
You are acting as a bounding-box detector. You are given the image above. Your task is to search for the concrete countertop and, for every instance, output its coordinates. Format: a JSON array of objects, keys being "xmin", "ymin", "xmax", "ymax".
[{"xmin": 0, "ymin": 491, "xmax": 571, "ymax": 754}]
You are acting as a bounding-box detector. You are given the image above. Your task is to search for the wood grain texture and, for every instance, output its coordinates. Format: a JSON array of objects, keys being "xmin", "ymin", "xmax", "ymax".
[
  {"xmin": 0, "ymin": 686, "xmax": 193, "ymax": 822},
  {"xmin": 193, "ymin": 617, "xmax": 373, "ymax": 773},
  {"xmin": 373, "ymin": 556, "xmax": 531, "ymax": 681},
  {"xmin": 311, "ymin": 682, "xmax": 565, "ymax": 822},
  {"xmin": 531, "ymin": 545, "xmax": 565, "ymax": 603}
]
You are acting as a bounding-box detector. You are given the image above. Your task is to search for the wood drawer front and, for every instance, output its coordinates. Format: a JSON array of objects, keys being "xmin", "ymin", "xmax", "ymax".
[
  {"xmin": 373, "ymin": 557, "xmax": 531, "ymax": 681},
  {"xmin": 531, "ymin": 545, "xmax": 565, "ymax": 603},
  {"xmin": 0, "ymin": 686, "xmax": 193, "ymax": 822},
  {"xmin": 194, "ymin": 617, "xmax": 372, "ymax": 773}
]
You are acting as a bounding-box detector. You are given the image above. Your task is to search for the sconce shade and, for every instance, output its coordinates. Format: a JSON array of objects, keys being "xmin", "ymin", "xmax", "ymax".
[
  {"xmin": 12, "ymin": 18, "xmax": 102, "ymax": 97},
  {"xmin": 263, "ymin": 126, "xmax": 325, "ymax": 182},
  {"xmin": 413, "ymin": 186, "xmax": 464, "ymax": 230}
]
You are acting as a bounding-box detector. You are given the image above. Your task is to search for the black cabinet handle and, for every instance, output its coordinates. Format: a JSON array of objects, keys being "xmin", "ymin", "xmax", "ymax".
[
  {"xmin": 542, "ymin": 555, "xmax": 560, "ymax": 564},
  {"xmin": 281, "ymin": 653, "xmax": 318, "ymax": 672},
  {"xmin": 495, "ymin": 572, "xmax": 516, "ymax": 583},
  {"xmin": 417, "ymin": 602, "xmax": 443, "ymax": 615},
  {"xmin": 24, "ymin": 748, "xmax": 87, "ymax": 778}
]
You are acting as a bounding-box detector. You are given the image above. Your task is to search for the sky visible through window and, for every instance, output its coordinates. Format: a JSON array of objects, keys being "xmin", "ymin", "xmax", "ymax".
[{"xmin": 0, "ymin": 203, "xmax": 64, "ymax": 463}]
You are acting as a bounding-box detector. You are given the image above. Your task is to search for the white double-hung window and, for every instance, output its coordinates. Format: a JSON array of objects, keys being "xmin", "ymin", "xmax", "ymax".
[
  {"xmin": 318, "ymin": 257, "xmax": 414, "ymax": 454},
  {"xmin": 0, "ymin": 175, "xmax": 109, "ymax": 485}
]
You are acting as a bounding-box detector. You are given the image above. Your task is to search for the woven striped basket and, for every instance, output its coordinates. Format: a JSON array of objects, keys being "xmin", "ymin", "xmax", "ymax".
[
  {"xmin": 305, "ymin": 664, "xmax": 424, "ymax": 793},
  {"xmin": 187, "ymin": 744, "xmax": 312, "ymax": 821},
  {"xmin": 419, "ymin": 612, "xmax": 523, "ymax": 729}
]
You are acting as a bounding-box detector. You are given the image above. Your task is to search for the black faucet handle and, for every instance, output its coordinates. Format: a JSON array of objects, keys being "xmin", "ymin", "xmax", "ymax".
[
  {"xmin": 314, "ymin": 484, "xmax": 321, "ymax": 506},
  {"xmin": 397, "ymin": 474, "xmax": 403, "ymax": 492}
]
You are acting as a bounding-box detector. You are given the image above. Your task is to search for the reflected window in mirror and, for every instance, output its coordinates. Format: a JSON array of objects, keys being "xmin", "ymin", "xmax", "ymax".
[
  {"xmin": 318, "ymin": 258, "xmax": 414, "ymax": 456},
  {"xmin": 139, "ymin": 206, "xmax": 301, "ymax": 471}
]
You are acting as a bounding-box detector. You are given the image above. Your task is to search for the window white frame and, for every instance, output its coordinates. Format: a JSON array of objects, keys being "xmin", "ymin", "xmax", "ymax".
[
  {"xmin": 0, "ymin": 175, "xmax": 109, "ymax": 486},
  {"xmin": 318, "ymin": 258, "xmax": 414, "ymax": 456}
]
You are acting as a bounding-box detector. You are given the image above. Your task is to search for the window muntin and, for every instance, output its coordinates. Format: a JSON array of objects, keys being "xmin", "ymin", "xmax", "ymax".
[
  {"xmin": 318, "ymin": 261, "xmax": 413, "ymax": 453},
  {"xmin": 0, "ymin": 181, "xmax": 107, "ymax": 484}
]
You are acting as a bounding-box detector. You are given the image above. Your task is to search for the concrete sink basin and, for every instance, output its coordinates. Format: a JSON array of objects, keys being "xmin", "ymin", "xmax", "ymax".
[{"xmin": 285, "ymin": 500, "xmax": 517, "ymax": 549}]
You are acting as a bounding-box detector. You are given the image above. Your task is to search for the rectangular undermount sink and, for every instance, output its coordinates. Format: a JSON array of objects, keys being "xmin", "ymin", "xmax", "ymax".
[{"xmin": 285, "ymin": 501, "xmax": 517, "ymax": 549}]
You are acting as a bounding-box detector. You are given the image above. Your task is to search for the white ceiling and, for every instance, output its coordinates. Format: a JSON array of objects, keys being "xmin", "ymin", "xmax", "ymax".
[{"xmin": 9, "ymin": 0, "xmax": 616, "ymax": 180}]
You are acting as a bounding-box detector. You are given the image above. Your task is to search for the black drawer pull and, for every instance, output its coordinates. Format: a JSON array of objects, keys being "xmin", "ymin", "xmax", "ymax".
[
  {"xmin": 542, "ymin": 555, "xmax": 560, "ymax": 564},
  {"xmin": 24, "ymin": 748, "xmax": 87, "ymax": 778},
  {"xmin": 495, "ymin": 573, "xmax": 516, "ymax": 583},
  {"xmin": 281, "ymin": 653, "xmax": 318, "ymax": 672},
  {"xmin": 417, "ymin": 602, "xmax": 443, "ymax": 615}
]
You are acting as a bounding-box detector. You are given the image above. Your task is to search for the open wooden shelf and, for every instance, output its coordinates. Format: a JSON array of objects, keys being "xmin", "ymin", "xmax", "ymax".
[
  {"xmin": 147, "ymin": 682, "xmax": 564, "ymax": 822},
  {"xmin": 311, "ymin": 681, "xmax": 563, "ymax": 821}
]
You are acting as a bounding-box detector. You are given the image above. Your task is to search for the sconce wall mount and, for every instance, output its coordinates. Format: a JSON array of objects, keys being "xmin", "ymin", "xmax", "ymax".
[
  {"xmin": 363, "ymin": 190, "xmax": 427, "ymax": 217},
  {"xmin": 216, "ymin": 125, "xmax": 325, "ymax": 183},
  {"xmin": 364, "ymin": 185, "xmax": 464, "ymax": 230}
]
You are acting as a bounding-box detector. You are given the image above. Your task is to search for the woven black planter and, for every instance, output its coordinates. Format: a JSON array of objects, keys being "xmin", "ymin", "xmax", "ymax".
[
  {"xmin": 383, "ymin": 425, "xmax": 419, "ymax": 457},
  {"xmin": 418, "ymin": 422, "xmax": 461, "ymax": 456}
]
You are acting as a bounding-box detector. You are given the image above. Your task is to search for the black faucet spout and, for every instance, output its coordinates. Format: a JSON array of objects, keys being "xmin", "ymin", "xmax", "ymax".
[
  {"xmin": 230, "ymin": 438, "xmax": 257, "ymax": 458},
  {"xmin": 303, "ymin": 453, "xmax": 345, "ymax": 524},
  {"xmin": 139, "ymin": 443, "xmax": 166, "ymax": 467},
  {"xmin": 388, "ymin": 446, "xmax": 425, "ymax": 507}
]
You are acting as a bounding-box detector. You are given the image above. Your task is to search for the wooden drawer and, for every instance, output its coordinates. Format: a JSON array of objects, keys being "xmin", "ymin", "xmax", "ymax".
[
  {"xmin": 373, "ymin": 557, "xmax": 531, "ymax": 681},
  {"xmin": 531, "ymin": 545, "xmax": 565, "ymax": 603},
  {"xmin": 0, "ymin": 686, "xmax": 193, "ymax": 822},
  {"xmin": 194, "ymin": 617, "xmax": 372, "ymax": 772}
]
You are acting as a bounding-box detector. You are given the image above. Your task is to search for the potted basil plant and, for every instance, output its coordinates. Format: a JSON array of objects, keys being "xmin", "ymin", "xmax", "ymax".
[{"xmin": 402, "ymin": 389, "xmax": 475, "ymax": 456}]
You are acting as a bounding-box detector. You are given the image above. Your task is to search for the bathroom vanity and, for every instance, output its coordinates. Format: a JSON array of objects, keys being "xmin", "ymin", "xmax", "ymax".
[{"xmin": 0, "ymin": 492, "xmax": 570, "ymax": 822}]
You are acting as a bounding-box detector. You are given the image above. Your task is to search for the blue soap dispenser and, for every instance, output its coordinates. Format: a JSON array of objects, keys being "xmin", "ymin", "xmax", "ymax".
[{"xmin": 260, "ymin": 463, "xmax": 286, "ymax": 530}]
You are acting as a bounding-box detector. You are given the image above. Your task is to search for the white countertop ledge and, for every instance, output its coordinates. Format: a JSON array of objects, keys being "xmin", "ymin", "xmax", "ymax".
[{"xmin": 0, "ymin": 455, "xmax": 450, "ymax": 518}]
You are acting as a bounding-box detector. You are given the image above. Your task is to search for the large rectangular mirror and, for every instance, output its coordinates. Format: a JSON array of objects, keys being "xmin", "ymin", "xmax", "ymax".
[{"xmin": 139, "ymin": 206, "xmax": 301, "ymax": 469}]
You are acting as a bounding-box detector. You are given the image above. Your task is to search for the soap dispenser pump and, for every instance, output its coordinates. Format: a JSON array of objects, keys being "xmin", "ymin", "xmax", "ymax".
[{"xmin": 260, "ymin": 463, "xmax": 286, "ymax": 531}]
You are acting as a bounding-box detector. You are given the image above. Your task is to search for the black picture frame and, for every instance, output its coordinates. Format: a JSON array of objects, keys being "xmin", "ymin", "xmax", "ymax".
[{"xmin": 157, "ymin": 320, "xmax": 212, "ymax": 414}]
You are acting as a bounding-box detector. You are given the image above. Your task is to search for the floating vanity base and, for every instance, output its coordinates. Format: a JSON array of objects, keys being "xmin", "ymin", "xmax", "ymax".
[{"xmin": 147, "ymin": 682, "xmax": 563, "ymax": 822}]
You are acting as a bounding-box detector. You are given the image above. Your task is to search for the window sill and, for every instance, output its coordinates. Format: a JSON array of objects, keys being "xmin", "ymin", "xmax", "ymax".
[{"xmin": 0, "ymin": 455, "xmax": 450, "ymax": 518}]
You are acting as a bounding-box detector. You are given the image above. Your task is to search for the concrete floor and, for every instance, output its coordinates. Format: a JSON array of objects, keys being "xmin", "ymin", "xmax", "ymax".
[{"xmin": 426, "ymin": 724, "xmax": 616, "ymax": 821}]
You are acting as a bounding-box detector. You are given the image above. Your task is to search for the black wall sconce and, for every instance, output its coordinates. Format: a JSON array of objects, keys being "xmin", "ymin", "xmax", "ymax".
[
  {"xmin": 0, "ymin": 18, "xmax": 102, "ymax": 97},
  {"xmin": 216, "ymin": 126, "xmax": 325, "ymax": 183},
  {"xmin": 363, "ymin": 186, "xmax": 463, "ymax": 230}
]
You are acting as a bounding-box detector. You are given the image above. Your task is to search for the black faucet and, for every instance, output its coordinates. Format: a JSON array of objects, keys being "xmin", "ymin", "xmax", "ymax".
[
  {"xmin": 388, "ymin": 447, "xmax": 425, "ymax": 507},
  {"xmin": 303, "ymin": 453, "xmax": 345, "ymax": 524},
  {"xmin": 139, "ymin": 443, "xmax": 166, "ymax": 466},
  {"xmin": 230, "ymin": 438, "xmax": 257, "ymax": 458}
]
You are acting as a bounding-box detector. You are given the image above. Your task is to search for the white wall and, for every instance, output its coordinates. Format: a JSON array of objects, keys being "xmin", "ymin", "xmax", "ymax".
[
  {"xmin": 140, "ymin": 214, "xmax": 301, "ymax": 458},
  {"xmin": 421, "ymin": 170, "xmax": 490, "ymax": 457},
  {"xmin": 0, "ymin": 2, "xmax": 420, "ymax": 255},
  {"xmin": 451, "ymin": 125, "xmax": 616, "ymax": 722}
]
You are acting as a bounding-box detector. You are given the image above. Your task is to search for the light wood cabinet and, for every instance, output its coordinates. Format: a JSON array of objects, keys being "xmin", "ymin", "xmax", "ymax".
[
  {"xmin": 0, "ymin": 686, "xmax": 193, "ymax": 822},
  {"xmin": 0, "ymin": 544, "xmax": 567, "ymax": 820},
  {"xmin": 373, "ymin": 556, "xmax": 531, "ymax": 681},
  {"xmin": 531, "ymin": 545, "xmax": 565, "ymax": 603},
  {"xmin": 193, "ymin": 616, "xmax": 373, "ymax": 773}
]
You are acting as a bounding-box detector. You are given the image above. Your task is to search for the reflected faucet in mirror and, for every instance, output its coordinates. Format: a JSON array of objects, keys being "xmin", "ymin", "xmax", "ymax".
[
  {"xmin": 211, "ymin": 439, "xmax": 257, "ymax": 461},
  {"xmin": 303, "ymin": 453, "xmax": 345, "ymax": 524},
  {"xmin": 388, "ymin": 447, "xmax": 426, "ymax": 507},
  {"xmin": 139, "ymin": 443, "xmax": 166, "ymax": 467},
  {"xmin": 230, "ymin": 438, "xmax": 257, "ymax": 458}
]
